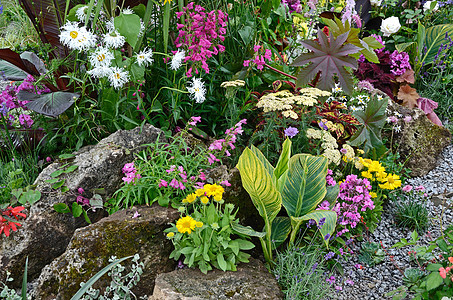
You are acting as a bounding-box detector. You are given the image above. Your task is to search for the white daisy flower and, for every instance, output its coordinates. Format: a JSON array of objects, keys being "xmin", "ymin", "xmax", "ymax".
[
  {"xmin": 76, "ymin": 6, "xmax": 88, "ymax": 22},
  {"xmin": 170, "ymin": 49, "xmax": 185, "ymax": 70},
  {"xmin": 138, "ymin": 19, "xmax": 145, "ymax": 37},
  {"xmin": 89, "ymin": 47, "xmax": 114, "ymax": 68},
  {"xmin": 108, "ymin": 67, "xmax": 130, "ymax": 89},
  {"xmin": 103, "ymin": 30, "xmax": 125, "ymax": 49},
  {"xmin": 87, "ymin": 66, "xmax": 112, "ymax": 79},
  {"xmin": 393, "ymin": 124, "xmax": 402, "ymax": 133},
  {"xmin": 332, "ymin": 83, "xmax": 342, "ymax": 93},
  {"xmin": 187, "ymin": 78, "xmax": 206, "ymax": 104},
  {"xmin": 136, "ymin": 48, "xmax": 153, "ymax": 67},
  {"xmin": 105, "ymin": 18, "xmax": 115, "ymax": 32},
  {"xmin": 122, "ymin": 7, "xmax": 133, "ymax": 14},
  {"xmin": 377, "ymin": 95, "xmax": 384, "ymax": 100},
  {"xmin": 59, "ymin": 22, "xmax": 96, "ymax": 51}
]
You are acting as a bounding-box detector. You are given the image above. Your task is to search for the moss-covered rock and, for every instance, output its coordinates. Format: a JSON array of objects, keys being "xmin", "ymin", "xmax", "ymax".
[
  {"xmin": 0, "ymin": 124, "xmax": 165, "ymax": 288},
  {"xmin": 33, "ymin": 205, "xmax": 179, "ymax": 299},
  {"xmin": 150, "ymin": 258, "xmax": 283, "ymax": 300},
  {"xmin": 387, "ymin": 101, "xmax": 451, "ymax": 177}
]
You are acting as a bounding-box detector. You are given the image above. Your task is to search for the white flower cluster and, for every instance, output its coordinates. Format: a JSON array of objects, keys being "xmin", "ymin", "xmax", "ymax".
[
  {"xmin": 306, "ymin": 128, "xmax": 341, "ymax": 165},
  {"xmin": 187, "ymin": 78, "xmax": 207, "ymax": 103},
  {"xmin": 59, "ymin": 13, "xmax": 153, "ymax": 89}
]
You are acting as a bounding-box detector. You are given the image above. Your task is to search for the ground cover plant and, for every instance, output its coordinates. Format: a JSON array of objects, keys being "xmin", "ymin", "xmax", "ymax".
[{"xmin": 0, "ymin": 0, "xmax": 452, "ymax": 299}]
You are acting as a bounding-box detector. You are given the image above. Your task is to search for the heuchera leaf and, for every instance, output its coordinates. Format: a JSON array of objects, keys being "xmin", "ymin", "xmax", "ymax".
[
  {"xmin": 397, "ymin": 84, "xmax": 420, "ymax": 109},
  {"xmin": 348, "ymin": 96, "xmax": 388, "ymax": 153},
  {"xmin": 292, "ymin": 30, "xmax": 361, "ymax": 95}
]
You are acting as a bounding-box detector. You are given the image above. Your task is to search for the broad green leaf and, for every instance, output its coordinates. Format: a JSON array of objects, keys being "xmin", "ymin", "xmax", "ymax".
[
  {"xmin": 292, "ymin": 30, "xmax": 361, "ymax": 95},
  {"xmin": 50, "ymin": 170, "xmax": 65, "ymax": 178},
  {"xmin": 53, "ymin": 203, "xmax": 70, "ymax": 213},
  {"xmin": 64, "ymin": 165, "xmax": 78, "ymax": 173},
  {"xmin": 114, "ymin": 14, "xmax": 141, "ymax": 48},
  {"xmin": 425, "ymin": 271, "xmax": 443, "ymax": 291},
  {"xmin": 19, "ymin": 190, "xmax": 41, "ymax": 205},
  {"xmin": 217, "ymin": 253, "xmax": 227, "ymax": 271},
  {"xmin": 250, "ymin": 145, "xmax": 274, "ymax": 178},
  {"xmin": 270, "ymin": 216, "xmax": 291, "ymax": 249},
  {"xmin": 423, "ymin": 24, "xmax": 453, "ymax": 64},
  {"xmin": 291, "ymin": 210, "xmax": 337, "ymax": 247},
  {"xmin": 236, "ymin": 147, "xmax": 282, "ymax": 226},
  {"xmin": 436, "ymin": 239, "xmax": 449, "ymax": 252},
  {"xmin": 66, "ymin": 4, "xmax": 86, "ymax": 22},
  {"xmin": 21, "ymin": 91, "xmax": 78, "ymax": 117},
  {"xmin": 231, "ymin": 223, "xmax": 266, "ymax": 238},
  {"xmin": 59, "ymin": 153, "xmax": 75, "ymax": 159},
  {"xmin": 273, "ymin": 138, "xmax": 291, "ymax": 183},
  {"xmin": 72, "ymin": 202, "xmax": 83, "ymax": 218},
  {"xmin": 236, "ymin": 239, "xmax": 255, "ymax": 250},
  {"xmin": 52, "ymin": 180, "xmax": 65, "ymax": 189},
  {"xmin": 426, "ymin": 263, "xmax": 443, "ymax": 272},
  {"xmin": 71, "ymin": 256, "xmax": 133, "ymax": 300},
  {"xmin": 324, "ymin": 184, "xmax": 339, "ymax": 205},
  {"xmin": 349, "ymin": 96, "xmax": 388, "ymax": 153},
  {"xmin": 417, "ymin": 22, "xmax": 426, "ymax": 57},
  {"xmin": 162, "ymin": 2, "xmax": 170, "ymax": 53},
  {"xmin": 281, "ymin": 154, "xmax": 328, "ymax": 217},
  {"xmin": 229, "ymin": 240, "xmax": 239, "ymax": 255}
]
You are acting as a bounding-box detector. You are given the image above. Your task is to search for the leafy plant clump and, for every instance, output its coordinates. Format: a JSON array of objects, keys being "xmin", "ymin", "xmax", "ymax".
[{"xmin": 394, "ymin": 201, "xmax": 429, "ymax": 231}]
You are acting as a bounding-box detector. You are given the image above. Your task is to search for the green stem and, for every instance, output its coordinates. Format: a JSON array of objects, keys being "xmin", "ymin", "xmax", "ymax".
[{"xmin": 264, "ymin": 63, "xmax": 297, "ymax": 80}]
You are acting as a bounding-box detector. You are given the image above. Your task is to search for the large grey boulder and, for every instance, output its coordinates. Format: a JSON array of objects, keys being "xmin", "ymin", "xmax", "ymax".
[
  {"xmin": 33, "ymin": 205, "xmax": 178, "ymax": 299},
  {"xmin": 150, "ymin": 258, "xmax": 284, "ymax": 300},
  {"xmin": 387, "ymin": 100, "xmax": 451, "ymax": 177},
  {"xmin": 0, "ymin": 124, "xmax": 164, "ymax": 287}
]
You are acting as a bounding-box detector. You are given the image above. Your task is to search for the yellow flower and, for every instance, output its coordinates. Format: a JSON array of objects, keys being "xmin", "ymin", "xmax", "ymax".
[
  {"xmin": 376, "ymin": 171, "xmax": 388, "ymax": 182},
  {"xmin": 176, "ymin": 216, "xmax": 197, "ymax": 234},
  {"xmin": 195, "ymin": 221, "xmax": 203, "ymax": 228},
  {"xmin": 360, "ymin": 158, "xmax": 372, "ymax": 168},
  {"xmin": 182, "ymin": 193, "xmax": 197, "ymax": 204},
  {"xmin": 200, "ymin": 196, "xmax": 209, "ymax": 205},
  {"xmin": 379, "ymin": 174, "xmax": 401, "ymax": 190},
  {"xmin": 166, "ymin": 232, "xmax": 175, "ymax": 238},
  {"xmin": 357, "ymin": 149, "xmax": 365, "ymax": 155},
  {"xmin": 369, "ymin": 192, "xmax": 377, "ymax": 198},
  {"xmin": 368, "ymin": 160, "xmax": 384, "ymax": 173},
  {"xmin": 162, "ymin": 0, "xmax": 173, "ymax": 4},
  {"xmin": 195, "ymin": 189, "xmax": 206, "ymax": 197},
  {"xmin": 361, "ymin": 171, "xmax": 373, "ymax": 179},
  {"xmin": 203, "ymin": 184, "xmax": 224, "ymax": 199}
]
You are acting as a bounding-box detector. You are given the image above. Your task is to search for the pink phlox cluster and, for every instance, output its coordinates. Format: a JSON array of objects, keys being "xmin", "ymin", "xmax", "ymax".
[
  {"xmin": 243, "ymin": 45, "xmax": 272, "ymax": 70},
  {"xmin": 175, "ymin": 2, "xmax": 227, "ymax": 77},
  {"xmin": 282, "ymin": 0, "xmax": 302, "ymax": 14},
  {"xmin": 335, "ymin": 174, "xmax": 374, "ymax": 228},
  {"xmin": 207, "ymin": 119, "xmax": 246, "ymax": 164},
  {"xmin": 122, "ymin": 162, "xmax": 141, "ymax": 184},
  {"xmin": 390, "ymin": 50, "xmax": 412, "ymax": 75},
  {"xmin": 326, "ymin": 169, "xmax": 336, "ymax": 186},
  {"xmin": 188, "ymin": 116, "xmax": 201, "ymax": 126},
  {"xmin": 161, "ymin": 165, "xmax": 188, "ymax": 190}
]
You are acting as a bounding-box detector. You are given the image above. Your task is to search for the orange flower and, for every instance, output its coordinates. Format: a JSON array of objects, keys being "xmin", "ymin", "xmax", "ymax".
[
  {"xmin": 439, "ymin": 267, "xmax": 447, "ymax": 279},
  {"xmin": 448, "ymin": 257, "xmax": 453, "ymax": 264}
]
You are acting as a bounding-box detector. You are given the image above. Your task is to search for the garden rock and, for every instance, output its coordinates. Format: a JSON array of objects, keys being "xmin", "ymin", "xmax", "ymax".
[
  {"xmin": 0, "ymin": 124, "xmax": 165, "ymax": 287},
  {"xmin": 33, "ymin": 205, "xmax": 178, "ymax": 299},
  {"xmin": 387, "ymin": 100, "xmax": 451, "ymax": 177},
  {"xmin": 149, "ymin": 258, "xmax": 284, "ymax": 300}
]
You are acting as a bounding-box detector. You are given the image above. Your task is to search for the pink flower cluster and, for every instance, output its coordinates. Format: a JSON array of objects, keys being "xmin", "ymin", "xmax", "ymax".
[
  {"xmin": 390, "ymin": 50, "xmax": 412, "ymax": 76},
  {"xmin": 243, "ymin": 45, "xmax": 272, "ymax": 70},
  {"xmin": 175, "ymin": 2, "xmax": 227, "ymax": 77},
  {"xmin": 0, "ymin": 75, "xmax": 50, "ymax": 128},
  {"xmin": 326, "ymin": 169, "xmax": 336, "ymax": 186},
  {"xmin": 159, "ymin": 165, "xmax": 189, "ymax": 190},
  {"xmin": 319, "ymin": 174, "xmax": 374, "ymax": 229},
  {"xmin": 122, "ymin": 163, "xmax": 141, "ymax": 184},
  {"xmin": 207, "ymin": 119, "xmax": 246, "ymax": 164}
]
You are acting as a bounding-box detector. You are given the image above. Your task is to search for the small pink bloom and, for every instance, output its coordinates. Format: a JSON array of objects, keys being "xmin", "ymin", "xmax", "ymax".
[
  {"xmin": 440, "ymin": 267, "xmax": 447, "ymax": 279},
  {"xmin": 77, "ymin": 188, "xmax": 85, "ymax": 194},
  {"xmin": 415, "ymin": 185, "xmax": 425, "ymax": 191},
  {"xmin": 402, "ymin": 185, "xmax": 413, "ymax": 193},
  {"xmin": 158, "ymin": 180, "xmax": 168, "ymax": 188},
  {"xmin": 220, "ymin": 180, "xmax": 231, "ymax": 187},
  {"xmin": 404, "ymin": 116, "xmax": 412, "ymax": 123},
  {"xmin": 46, "ymin": 157, "xmax": 52, "ymax": 163}
]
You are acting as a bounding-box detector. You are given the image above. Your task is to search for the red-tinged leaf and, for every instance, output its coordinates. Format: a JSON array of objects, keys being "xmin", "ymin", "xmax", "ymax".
[
  {"xmin": 292, "ymin": 30, "xmax": 361, "ymax": 95},
  {"xmin": 0, "ymin": 49, "xmax": 40, "ymax": 76},
  {"xmin": 396, "ymin": 69, "xmax": 415, "ymax": 84}
]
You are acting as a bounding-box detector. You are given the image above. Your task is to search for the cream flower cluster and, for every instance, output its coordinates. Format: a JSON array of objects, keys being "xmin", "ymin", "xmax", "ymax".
[
  {"xmin": 220, "ymin": 80, "xmax": 246, "ymax": 88},
  {"xmin": 306, "ymin": 128, "xmax": 341, "ymax": 165},
  {"xmin": 257, "ymin": 88, "xmax": 330, "ymax": 119}
]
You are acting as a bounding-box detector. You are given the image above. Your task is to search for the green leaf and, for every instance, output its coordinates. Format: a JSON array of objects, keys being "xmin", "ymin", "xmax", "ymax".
[
  {"xmin": 238, "ymin": 26, "xmax": 253, "ymax": 46},
  {"xmin": 423, "ymin": 24, "xmax": 453, "ymax": 64},
  {"xmin": 180, "ymin": 247, "xmax": 195, "ymax": 255},
  {"xmin": 395, "ymin": 42, "xmax": 415, "ymax": 53},
  {"xmin": 348, "ymin": 96, "xmax": 388, "ymax": 153},
  {"xmin": 426, "ymin": 263, "xmax": 443, "ymax": 272},
  {"xmin": 250, "ymin": 145, "xmax": 274, "ymax": 178},
  {"xmin": 410, "ymin": 230, "xmax": 419, "ymax": 242},
  {"xmin": 281, "ymin": 154, "xmax": 328, "ymax": 217},
  {"xmin": 19, "ymin": 190, "xmax": 41, "ymax": 205},
  {"xmin": 21, "ymin": 91, "xmax": 78, "ymax": 117},
  {"xmin": 270, "ymin": 216, "xmax": 291, "ymax": 249},
  {"xmin": 82, "ymin": 210, "xmax": 91, "ymax": 224},
  {"xmin": 324, "ymin": 183, "xmax": 340, "ymax": 204},
  {"xmin": 236, "ymin": 239, "xmax": 255, "ymax": 250},
  {"xmin": 114, "ymin": 14, "xmax": 141, "ymax": 48},
  {"xmin": 72, "ymin": 202, "xmax": 83, "ymax": 218},
  {"xmin": 229, "ymin": 240, "xmax": 240, "ymax": 255},
  {"xmin": 130, "ymin": 63, "xmax": 145, "ymax": 81},
  {"xmin": 162, "ymin": 2, "xmax": 171, "ymax": 53},
  {"xmin": 50, "ymin": 170, "xmax": 65, "ymax": 178},
  {"xmin": 53, "ymin": 203, "xmax": 70, "ymax": 214},
  {"xmin": 21, "ymin": 257, "xmax": 28, "ymax": 300},
  {"xmin": 52, "ymin": 180, "xmax": 65, "ymax": 189},
  {"xmin": 436, "ymin": 239, "xmax": 449, "ymax": 252},
  {"xmin": 292, "ymin": 30, "xmax": 361, "ymax": 95},
  {"xmin": 59, "ymin": 153, "xmax": 75, "ymax": 159},
  {"xmin": 217, "ymin": 253, "xmax": 227, "ymax": 271},
  {"xmin": 231, "ymin": 223, "xmax": 266, "ymax": 238},
  {"xmin": 64, "ymin": 165, "xmax": 78, "ymax": 173},
  {"xmin": 71, "ymin": 256, "xmax": 133, "ymax": 300},
  {"xmin": 291, "ymin": 210, "xmax": 337, "ymax": 247},
  {"xmin": 273, "ymin": 138, "xmax": 291, "ymax": 184},
  {"xmin": 236, "ymin": 147, "xmax": 282, "ymax": 228},
  {"xmin": 425, "ymin": 271, "xmax": 443, "ymax": 291}
]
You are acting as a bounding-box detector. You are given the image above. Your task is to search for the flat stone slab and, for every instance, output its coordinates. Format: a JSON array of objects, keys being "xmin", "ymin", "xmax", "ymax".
[{"xmin": 150, "ymin": 258, "xmax": 284, "ymax": 300}]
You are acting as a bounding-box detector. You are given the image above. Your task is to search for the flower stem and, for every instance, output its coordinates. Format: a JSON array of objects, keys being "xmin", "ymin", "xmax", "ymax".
[{"xmin": 264, "ymin": 63, "xmax": 297, "ymax": 80}]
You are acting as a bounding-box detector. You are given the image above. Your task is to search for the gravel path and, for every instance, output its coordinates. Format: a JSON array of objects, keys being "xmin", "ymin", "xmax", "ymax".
[{"xmin": 334, "ymin": 143, "xmax": 453, "ymax": 300}]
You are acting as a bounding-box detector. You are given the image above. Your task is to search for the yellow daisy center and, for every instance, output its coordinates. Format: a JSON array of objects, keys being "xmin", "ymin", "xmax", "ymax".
[
  {"xmin": 70, "ymin": 31, "xmax": 78, "ymax": 39},
  {"xmin": 97, "ymin": 54, "xmax": 105, "ymax": 62},
  {"xmin": 114, "ymin": 73, "xmax": 120, "ymax": 79}
]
